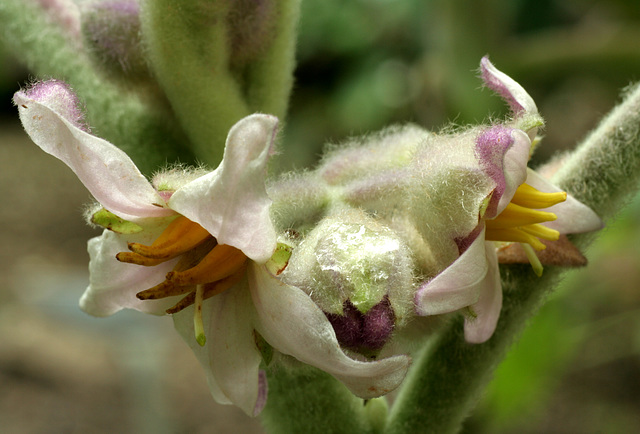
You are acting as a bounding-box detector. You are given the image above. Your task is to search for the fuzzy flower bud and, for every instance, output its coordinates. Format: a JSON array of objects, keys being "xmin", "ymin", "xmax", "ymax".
[
  {"xmin": 81, "ymin": 1, "xmax": 149, "ymax": 78},
  {"xmin": 281, "ymin": 208, "xmax": 415, "ymax": 353}
]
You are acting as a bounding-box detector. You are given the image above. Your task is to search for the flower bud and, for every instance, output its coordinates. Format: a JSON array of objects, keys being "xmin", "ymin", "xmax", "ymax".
[
  {"xmin": 81, "ymin": 1, "xmax": 150, "ymax": 78},
  {"xmin": 281, "ymin": 208, "xmax": 415, "ymax": 353}
]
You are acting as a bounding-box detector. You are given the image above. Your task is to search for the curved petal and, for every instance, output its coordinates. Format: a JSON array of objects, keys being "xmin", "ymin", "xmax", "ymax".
[
  {"xmin": 415, "ymin": 231, "xmax": 488, "ymax": 316},
  {"xmin": 476, "ymin": 127, "xmax": 531, "ymax": 218},
  {"xmin": 14, "ymin": 83, "xmax": 171, "ymax": 220},
  {"xmin": 496, "ymin": 129, "xmax": 531, "ymax": 215},
  {"xmin": 172, "ymin": 281, "xmax": 264, "ymax": 416},
  {"xmin": 524, "ymin": 169, "xmax": 604, "ymax": 234},
  {"xmin": 480, "ymin": 56, "xmax": 537, "ymax": 117},
  {"xmin": 170, "ymin": 114, "xmax": 278, "ymax": 263},
  {"xmin": 464, "ymin": 243, "xmax": 502, "ymax": 343},
  {"xmin": 81, "ymin": 228, "xmax": 182, "ymax": 316},
  {"xmin": 249, "ymin": 265, "xmax": 410, "ymax": 399}
]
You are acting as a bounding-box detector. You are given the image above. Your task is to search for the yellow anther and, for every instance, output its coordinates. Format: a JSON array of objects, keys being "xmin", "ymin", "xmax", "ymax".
[
  {"xmin": 486, "ymin": 201, "xmax": 557, "ymax": 229},
  {"xmin": 486, "ymin": 227, "xmax": 546, "ymax": 251},
  {"xmin": 520, "ymin": 223, "xmax": 560, "ymax": 242},
  {"xmin": 510, "ymin": 183, "xmax": 567, "ymax": 209},
  {"xmin": 166, "ymin": 244, "xmax": 248, "ymax": 286}
]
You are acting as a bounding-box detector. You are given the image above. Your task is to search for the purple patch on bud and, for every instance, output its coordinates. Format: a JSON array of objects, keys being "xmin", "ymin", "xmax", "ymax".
[
  {"xmin": 480, "ymin": 56, "xmax": 525, "ymax": 115},
  {"xmin": 82, "ymin": 1, "xmax": 146, "ymax": 75},
  {"xmin": 18, "ymin": 80, "xmax": 89, "ymax": 132},
  {"xmin": 475, "ymin": 125, "xmax": 515, "ymax": 219},
  {"xmin": 325, "ymin": 298, "xmax": 395, "ymax": 353}
]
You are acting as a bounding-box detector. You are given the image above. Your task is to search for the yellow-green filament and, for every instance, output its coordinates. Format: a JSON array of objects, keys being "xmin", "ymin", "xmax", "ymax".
[
  {"xmin": 194, "ymin": 285, "xmax": 206, "ymax": 347},
  {"xmin": 521, "ymin": 243, "xmax": 543, "ymax": 277}
]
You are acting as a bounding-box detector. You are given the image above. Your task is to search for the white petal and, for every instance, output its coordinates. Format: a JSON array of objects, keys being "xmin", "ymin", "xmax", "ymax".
[
  {"xmin": 172, "ymin": 281, "xmax": 264, "ymax": 416},
  {"xmin": 14, "ymin": 90, "xmax": 171, "ymax": 221},
  {"xmin": 480, "ymin": 56, "xmax": 538, "ymax": 116},
  {"xmin": 415, "ymin": 231, "xmax": 488, "ymax": 316},
  {"xmin": 525, "ymin": 169, "xmax": 604, "ymax": 234},
  {"xmin": 464, "ymin": 243, "xmax": 502, "ymax": 343},
  {"xmin": 80, "ymin": 228, "xmax": 182, "ymax": 316},
  {"xmin": 249, "ymin": 264, "xmax": 410, "ymax": 399},
  {"xmin": 170, "ymin": 114, "xmax": 278, "ymax": 262},
  {"xmin": 496, "ymin": 129, "xmax": 531, "ymax": 215}
]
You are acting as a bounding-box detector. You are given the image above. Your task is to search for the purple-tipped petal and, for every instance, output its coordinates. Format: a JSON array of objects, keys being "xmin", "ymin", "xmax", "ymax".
[
  {"xmin": 464, "ymin": 242, "xmax": 502, "ymax": 343},
  {"xmin": 14, "ymin": 82, "xmax": 172, "ymax": 220},
  {"xmin": 480, "ymin": 56, "xmax": 537, "ymax": 117},
  {"xmin": 169, "ymin": 114, "xmax": 279, "ymax": 262},
  {"xmin": 476, "ymin": 126, "xmax": 531, "ymax": 218},
  {"xmin": 524, "ymin": 169, "xmax": 604, "ymax": 234},
  {"xmin": 415, "ymin": 232, "xmax": 488, "ymax": 316}
]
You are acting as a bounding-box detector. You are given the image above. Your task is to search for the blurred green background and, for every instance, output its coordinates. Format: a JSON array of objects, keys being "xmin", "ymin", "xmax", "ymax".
[{"xmin": 1, "ymin": 0, "xmax": 640, "ymax": 432}]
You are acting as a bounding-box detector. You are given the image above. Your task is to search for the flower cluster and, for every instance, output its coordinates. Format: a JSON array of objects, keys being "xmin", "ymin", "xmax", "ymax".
[{"xmin": 14, "ymin": 57, "xmax": 602, "ymax": 416}]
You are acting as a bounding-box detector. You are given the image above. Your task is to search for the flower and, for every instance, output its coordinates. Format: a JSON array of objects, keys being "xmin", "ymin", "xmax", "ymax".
[
  {"xmin": 414, "ymin": 57, "xmax": 603, "ymax": 343},
  {"xmin": 14, "ymin": 80, "xmax": 410, "ymax": 416}
]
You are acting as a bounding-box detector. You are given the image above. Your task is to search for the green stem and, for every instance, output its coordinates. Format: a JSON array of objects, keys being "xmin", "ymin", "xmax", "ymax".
[
  {"xmin": 385, "ymin": 83, "xmax": 640, "ymax": 433},
  {"xmin": 140, "ymin": 0, "xmax": 250, "ymax": 167},
  {"xmin": 261, "ymin": 365, "xmax": 374, "ymax": 434}
]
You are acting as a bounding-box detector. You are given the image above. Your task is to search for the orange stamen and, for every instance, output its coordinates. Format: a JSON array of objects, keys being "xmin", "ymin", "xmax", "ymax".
[
  {"xmin": 165, "ymin": 244, "xmax": 247, "ymax": 286},
  {"xmin": 128, "ymin": 216, "xmax": 211, "ymax": 260}
]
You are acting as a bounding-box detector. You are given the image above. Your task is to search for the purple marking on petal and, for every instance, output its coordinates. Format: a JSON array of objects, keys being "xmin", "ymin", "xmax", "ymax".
[
  {"xmin": 19, "ymin": 80, "xmax": 89, "ymax": 132},
  {"xmin": 454, "ymin": 223, "xmax": 484, "ymax": 255},
  {"xmin": 325, "ymin": 298, "xmax": 394, "ymax": 352},
  {"xmin": 480, "ymin": 56, "xmax": 525, "ymax": 115},
  {"xmin": 253, "ymin": 370, "xmax": 269, "ymax": 416},
  {"xmin": 475, "ymin": 126, "xmax": 515, "ymax": 219}
]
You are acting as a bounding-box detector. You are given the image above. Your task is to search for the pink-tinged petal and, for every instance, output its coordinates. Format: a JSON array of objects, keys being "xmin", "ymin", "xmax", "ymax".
[
  {"xmin": 524, "ymin": 169, "xmax": 604, "ymax": 234},
  {"xmin": 415, "ymin": 232, "xmax": 488, "ymax": 316},
  {"xmin": 249, "ymin": 265, "xmax": 410, "ymax": 399},
  {"xmin": 172, "ymin": 281, "xmax": 263, "ymax": 416},
  {"xmin": 81, "ymin": 228, "xmax": 182, "ymax": 316},
  {"xmin": 476, "ymin": 126, "xmax": 531, "ymax": 218},
  {"xmin": 14, "ymin": 83, "xmax": 171, "ymax": 221},
  {"xmin": 464, "ymin": 243, "xmax": 502, "ymax": 343},
  {"xmin": 480, "ymin": 56, "xmax": 537, "ymax": 117},
  {"xmin": 169, "ymin": 114, "xmax": 278, "ymax": 263}
]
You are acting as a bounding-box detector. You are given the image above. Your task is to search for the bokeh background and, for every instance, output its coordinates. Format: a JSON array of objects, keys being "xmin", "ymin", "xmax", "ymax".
[{"xmin": 2, "ymin": 0, "xmax": 640, "ymax": 432}]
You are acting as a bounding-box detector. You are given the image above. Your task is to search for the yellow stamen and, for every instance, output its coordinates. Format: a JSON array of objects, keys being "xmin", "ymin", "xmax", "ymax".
[
  {"xmin": 128, "ymin": 217, "xmax": 211, "ymax": 260},
  {"xmin": 194, "ymin": 285, "xmax": 206, "ymax": 346},
  {"xmin": 486, "ymin": 227, "xmax": 546, "ymax": 251},
  {"xmin": 520, "ymin": 223, "xmax": 560, "ymax": 242},
  {"xmin": 485, "ymin": 202, "xmax": 557, "ymax": 229},
  {"xmin": 165, "ymin": 244, "xmax": 247, "ymax": 286},
  {"xmin": 510, "ymin": 183, "xmax": 567, "ymax": 209}
]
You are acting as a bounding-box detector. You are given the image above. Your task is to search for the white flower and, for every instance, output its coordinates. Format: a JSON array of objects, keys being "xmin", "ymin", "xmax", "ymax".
[
  {"xmin": 14, "ymin": 81, "xmax": 410, "ymax": 416},
  {"xmin": 414, "ymin": 57, "xmax": 603, "ymax": 343}
]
